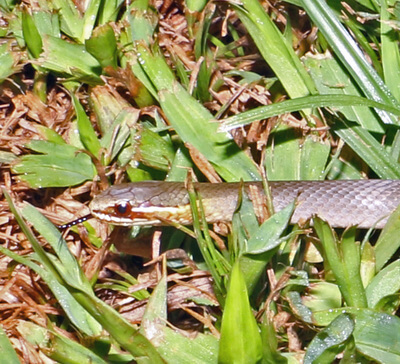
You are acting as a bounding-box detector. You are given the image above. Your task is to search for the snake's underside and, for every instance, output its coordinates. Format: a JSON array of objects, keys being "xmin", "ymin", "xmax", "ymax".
[{"xmin": 89, "ymin": 180, "xmax": 400, "ymax": 229}]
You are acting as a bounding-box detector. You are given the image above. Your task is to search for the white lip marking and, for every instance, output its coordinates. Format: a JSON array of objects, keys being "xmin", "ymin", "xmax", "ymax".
[{"xmin": 92, "ymin": 205, "xmax": 192, "ymax": 226}]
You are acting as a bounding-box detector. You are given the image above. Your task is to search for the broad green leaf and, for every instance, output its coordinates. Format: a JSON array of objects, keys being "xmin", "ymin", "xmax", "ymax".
[
  {"xmin": 12, "ymin": 140, "xmax": 96, "ymax": 187},
  {"xmin": 40, "ymin": 35, "xmax": 102, "ymax": 83},
  {"xmin": 140, "ymin": 272, "xmax": 167, "ymax": 337},
  {"xmin": 304, "ymin": 313, "xmax": 354, "ymax": 364},
  {"xmin": 246, "ymin": 202, "xmax": 294, "ymax": 254},
  {"xmin": 98, "ymin": 0, "xmax": 125, "ymax": 23},
  {"xmin": 34, "ymin": 125, "xmax": 66, "ymax": 144},
  {"xmin": 85, "ymin": 23, "xmax": 118, "ymax": 69},
  {"xmin": 156, "ymin": 326, "xmax": 218, "ymax": 364},
  {"xmin": 238, "ymin": 201, "xmax": 295, "ymax": 293},
  {"xmin": 51, "ymin": 0, "xmax": 84, "ymax": 41},
  {"xmin": 302, "ymin": 281, "xmax": 342, "ymax": 312},
  {"xmin": 366, "ymin": 259, "xmax": 400, "ymax": 309},
  {"xmin": 128, "ymin": 1, "xmax": 158, "ymax": 43},
  {"xmin": 139, "ymin": 271, "xmax": 218, "ymax": 363},
  {"xmin": 137, "ymin": 127, "xmax": 176, "ymax": 171},
  {"xmin": 21, "ymin": 9, "xmax": 42, "ymax": 58},
  {"xmin": 264, "ymin": 124, "xmax": 330, "ymax": 180},
  {"xmin": 353, "ymin": 310, "xmax": 400, "ymax": 363}
]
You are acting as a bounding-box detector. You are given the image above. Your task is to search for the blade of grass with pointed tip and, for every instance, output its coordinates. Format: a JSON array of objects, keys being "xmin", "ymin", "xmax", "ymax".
[
  {"xmin": 0, "ymin": 43, "xmax": 19, "ymax": 81},
  {"xmin": 50, "ymin": 0, "xmax": 84, "ymax": 41},
  {"xmin": 218, "ymin": 261, "xmax": 262, "ymax": 364},
  {"xmin": 85, "ymin": 23, "xmax": 118, "ymax": 69},
  {"xmin": 72, "ymin": 93, "xmax": 101, "ymax": 156},
  {"xmin": 157, "ymin": 327, "xmax": 219, "ymax": 363},
  {"xmin": 219, "ymin": 94, "xmax": 400, "ymax": 132}
]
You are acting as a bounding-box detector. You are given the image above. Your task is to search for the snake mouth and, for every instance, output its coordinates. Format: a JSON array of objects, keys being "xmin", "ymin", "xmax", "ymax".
[
  {"xmin": 91, "ymin": 205, "xmax": 194, "ymax": 226},
  {"xmin": 90, "ymin": 209, "xmax": 161, "ymax": 226}
]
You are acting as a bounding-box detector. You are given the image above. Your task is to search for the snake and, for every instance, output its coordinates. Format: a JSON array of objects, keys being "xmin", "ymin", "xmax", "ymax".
[{"xmin": 88, "ymin": 180, "xmax": 400, "ymax": 229}]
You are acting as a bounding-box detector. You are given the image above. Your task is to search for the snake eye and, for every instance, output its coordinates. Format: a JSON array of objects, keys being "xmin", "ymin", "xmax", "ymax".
[{"xmin": 114, "ymin": 201, "xmax": 131, "ymax": 217}]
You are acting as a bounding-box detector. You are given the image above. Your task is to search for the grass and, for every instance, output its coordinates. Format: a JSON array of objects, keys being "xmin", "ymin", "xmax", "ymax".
[{"xmin": 1, "ymin": 0, "xmax": 400, "ymax": 362}]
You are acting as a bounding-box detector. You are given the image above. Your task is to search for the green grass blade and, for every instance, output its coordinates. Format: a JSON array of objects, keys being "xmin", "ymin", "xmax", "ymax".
[
  {"xmin": 218, "ymin": 262, "xmax": 262, "ymax": 364},
  {"xmin": 219, "ymin": 94, "xmax": 400, "ymax": 132},
  {"xmin": 235, "ymin": 0, "xmax": 316, "ymax": 99},
  {"xmin": 0, "ymin": 43, "xmax": 19, "ymax": 81},
  {"xmin": 353, "ymin": 310, "xmax": 400, "ymax": 362},
  {"xmin": 134, "ymin": 44, "xmax": 261, "ymax": 181},
  {"xmin": 0, "ymin": 325, "xmax": 21, "ymax": 364},
  {"xmin": 374, "ymin": 203, "xmax": 400, "ymax": 270},
  {"xmin": 304, "ymin": 52, "xmax": 385, "ymax": 133},
  {"xmin": 300, "ymin": 0, "xmax": 400, "ymax": 125},
  {"xmin": 314, "ymin": 219, "xmax": 367, "ymax": 308},
  {"xmin": 11, "ymin": 140, "xmax": 96, "ymax": 187},
  {"xmin": 333, "ymin": 121, "xmax": 400, "ymax": 179},
  {"xmin": 21, "ymin": 9, "xmax": 42, "ymax": 58},
  {"xmin": 366, "ymin": 260, "xmax": 400, "ymax": 309},
  {"xmin": 304, "ymin": 313, "xmax": 354, "ymax": 364},
  {"xmin": 17, "ymin": 321, "xmax": 108, "ymax": 364},
  {"xmin": 40, "ymin": 36, "xmax": 102, "ymax": 83},
  {"xmin": 3, "ymin": 191, "xmax": 102, "ymax": 336},
  {"xmin": 264, "ymin": 124, "xmax": 330, "ymax": 180},
  {"xmin": 85, "ymin": 23, "xmax": 118, "ymax": 69},
  {"xmin": 51, "ymin": 0, "xmax": 84, "ymax": 41},
  {"xmin": 72, "ymin": 94, "xmax": 101, "ymax": 157},
  {"xmin": 72, "ymin": 290, "xmax": 165, "ymax": 362},
  {"xmin": 381, "ymin": 1, "xmax": 400, "ymax": 102}
]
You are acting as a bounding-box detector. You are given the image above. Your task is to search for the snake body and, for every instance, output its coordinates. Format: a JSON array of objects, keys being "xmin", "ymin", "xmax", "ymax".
[{"xmin": 89, "ymin": 180, "xmax": 400, "ymax": 229}]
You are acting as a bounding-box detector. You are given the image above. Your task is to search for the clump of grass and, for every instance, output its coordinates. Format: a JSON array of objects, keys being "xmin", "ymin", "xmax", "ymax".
[{"xmin": 1, "ymin": 0, "xmax": 400, "ymax": 363}]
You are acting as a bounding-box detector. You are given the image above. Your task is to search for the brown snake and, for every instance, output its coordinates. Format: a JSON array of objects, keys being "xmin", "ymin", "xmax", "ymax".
[{"xmin": 88, "ymin": 180, "xmax": 400, "ymax": 229}]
